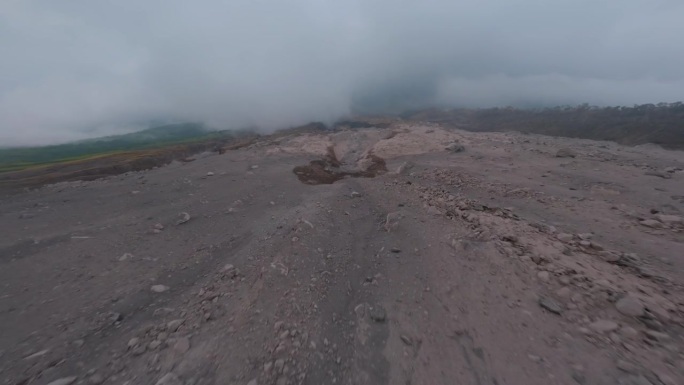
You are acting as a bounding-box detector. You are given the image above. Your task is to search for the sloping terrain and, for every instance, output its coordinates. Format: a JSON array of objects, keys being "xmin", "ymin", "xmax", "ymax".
[
  {"xmin": 407, "ymin": 103, "xmax": 684, "ymax": 149},
  {"xmin": 0, "ymin": 136, "xmax": 258, "ymax": 191},
  {"xmin": 1, "ymin": 122, "xmax": 683, "ymax": 385},
  {"xmin": 0, "ymin": 123, "xmax": 248, "ymax": 173}
]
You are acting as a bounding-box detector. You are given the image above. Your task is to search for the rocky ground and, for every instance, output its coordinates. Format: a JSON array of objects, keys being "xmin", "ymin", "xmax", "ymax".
[{"xmin": 1, "ymin": 121, "xmax": 683, "ymax": 385}]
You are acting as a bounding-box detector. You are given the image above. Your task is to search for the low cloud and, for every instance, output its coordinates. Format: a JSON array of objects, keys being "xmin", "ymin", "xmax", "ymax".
[{"xmin": 1, "ymin": 0, "xmax": 683, "ymax": 146}]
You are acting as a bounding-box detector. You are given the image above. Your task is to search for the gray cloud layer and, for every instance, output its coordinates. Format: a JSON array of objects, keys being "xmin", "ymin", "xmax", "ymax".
[{"xmin": 1, "ymin": 0, "xmax": 683, "ymax": 146}]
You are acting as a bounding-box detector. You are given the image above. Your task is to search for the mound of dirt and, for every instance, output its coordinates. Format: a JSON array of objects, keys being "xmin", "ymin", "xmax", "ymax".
[{"xmin": 293, "ymin": 146, "xmax": 387, "ymax": 185}]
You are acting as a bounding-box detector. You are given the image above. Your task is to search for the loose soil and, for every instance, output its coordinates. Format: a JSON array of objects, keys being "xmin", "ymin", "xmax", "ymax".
[{"xmin": 1, "ymin": 121, "xmax": 683, "ymax": 385}]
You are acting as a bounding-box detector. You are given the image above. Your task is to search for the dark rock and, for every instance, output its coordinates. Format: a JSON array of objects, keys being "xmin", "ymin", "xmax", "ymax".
[
  {"xmin": 370, "ymin": 306, "xmax": 387, "ymax": 322},
  {"xmin": 538, "ymin": 297, "xmax": 562, "ymax": 315},
  {"xmin": 555, "ymin": 148, "xmax": 576, "ymax": 158},
  {"xmin": 530, "ymin": 255, "xmax": 547, "ymax": 265},
  {"xmin": 645, "ymin": 171, "xmax": 671, "ymax": 179},
  {"xmin": 446, "ymin": 143, "xmax": 465, "ymax": 153},
  {"xmin": 110, "ymin": 312, "xmax": 124, "ymax": 323}
]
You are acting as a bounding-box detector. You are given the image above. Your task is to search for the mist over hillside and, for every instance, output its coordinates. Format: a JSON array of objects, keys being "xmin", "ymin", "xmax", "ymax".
[
  {"xmin": 3, "ymin": 100, "xmax": 684, "ymax": 173},
  {"xmin": 408, "ymin": 102, "xmax": 684, "ymax": 149},
  {"xmin": 2, "ymin": 1, "xmax": 684, "ymax": 146},
  {"xmin": 0, "ymin": 123, "xmax": 239, "ymax": 170}
]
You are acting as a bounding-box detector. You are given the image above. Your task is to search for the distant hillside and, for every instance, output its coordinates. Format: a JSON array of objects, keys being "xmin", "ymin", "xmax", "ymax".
[
  {"xmin": 88, "ymin": 122, "xmax": 211, "ymax": 143},
  {"xmin": 406, "ymin": 103, "xmax": 684, "ymax": 149},
  {"xmin": 0, "ymin": 123, "xmax": 237, "ymax": 172}
]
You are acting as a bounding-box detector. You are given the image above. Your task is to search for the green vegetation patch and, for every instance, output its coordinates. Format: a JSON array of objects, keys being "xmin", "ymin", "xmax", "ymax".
[{"xmin": 0, "ymin": 123, "xmax": 235, "ymax": 172}]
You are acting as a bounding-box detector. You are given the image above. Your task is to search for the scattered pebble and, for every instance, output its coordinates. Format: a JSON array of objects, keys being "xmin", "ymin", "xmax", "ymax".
[
  {"xmin": 556, "ymin": 233, "xmax": 574, "ymax": 243},
  {"xmin": 370, "ymin": 306, "xmax": 387, "ymax": 323},
  {"xmin": 128, "ymin": 337, "xmax": 140, "ymax": 348},
  {"xmin": 571, "ymin": 370, "xmax": 586, "ymax": 384},
  {"xmin": 400, "ymin": 335, "xmax": 413, "ymax": 346},
  {"xmin": 151, "ymin": 285, "xmax": 170, "ymax": 293},
  {"xmin": 598, "ymin": 251, "xmax": 621, "ymax": 263},
  {"xmin": 645, "ymin": 330, "xmax": 670, "ymax": 342},
  {"xmin": 24, "ymin": 349, "xmax": 50, "ymax": 360},
  {"xmin": 384, "ymin": 211, "xmax": 403, "ymax": 232},
  {"xmin": 653, "ymin": 371, "xmax": 677, "ymax": 385},
  {"xmin": 555, "ymin": 148, "xmax": 576, "ymax": 158},
  {"xmin": 537, "ymin": 271, "xmax": 551, "ymax": 282},
  {"xmin": 616, "ymin": 360, "xmax": 639, "ymax": 374},
  {"xmin": 46, "ymin": 377, "xmax": 78, "ymax": 385},
  {"xmin": 639, "ymin": 219, "xmax": 663, "ymax": 229},
  {"xmin": 527, "ymin": 354, "xmax": 542, "ymax": 362},
  {"xmin": 645, "ymin": 171, "xmax": 671, "ymax": 179},
  {"xmin": 176, "ymin": 212, "xmax": 191, "ymax": 225},
  {"xmin": 167, "ymin": 319, "xmax": 185, "ymax": 332},
  {"xmin": 619, "ymin": 326, "xmax": 639, "ymax": 339},
  {"xmin": 615, "ymin": 294, "xmax": 645, "ymax": 317},
  {"xmin": 588, "ymin": 319, "xmax": 619, "ymax": 333},
  {"xmin": 530, "ymin": 255, "xmax": 546, "ymax": 265},
  {"xmin": 110, "ymin": 312, "xmax": 123, "ymax": 323},
  {"xmin": 618, "ymin": 374, "xmax": 655, "ymax": 385},
  {"xmin": 555, "ymin": 287, "xmax": 571, "ymax": 299},
  {"xmin": 173, "ymin": 337, "xmax": 190, "ymax": 354},
  {"xmin": 155, "ymin": 373, "xmax": 182, "ymax": 385},
  {"xmin": 538, "ymin": 297, "xmax": 563, "ymax": 315},
  {"xmin": 88, "ymin": 373, "xmax": 104, "ymax": 385},
  {"xmin": 132, "ymin": 344, "xmax": 146, "ymax": 355},
  {"xmin": 655, "ymin": 214, "xmax": 682, "ymax": 225},
  {"xmin": 446, "ymin": 142, "xmax": 465, "ymax": 153},
  {"xmin": 274, "ymin": 358, "xmax": 285, "ymax": 372}
]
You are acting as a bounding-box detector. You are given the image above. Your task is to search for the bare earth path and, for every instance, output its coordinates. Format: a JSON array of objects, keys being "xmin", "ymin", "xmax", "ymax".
[{"xmin": 1, "ymin": 122, "xmax": 683, "ymax": 385}]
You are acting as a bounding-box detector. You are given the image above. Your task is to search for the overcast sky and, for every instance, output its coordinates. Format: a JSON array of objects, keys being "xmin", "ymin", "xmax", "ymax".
[{"xmin": 1, "ymin": 0, "xmax": 683, "ymax": 146}]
